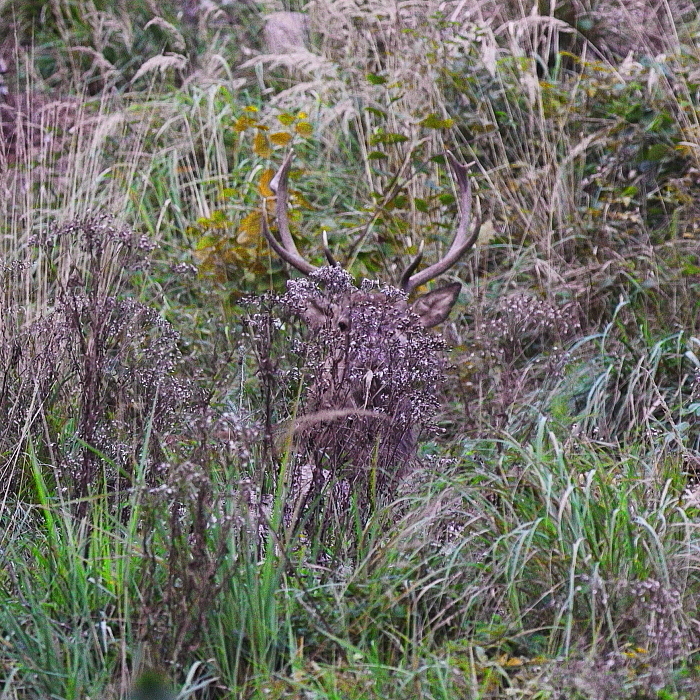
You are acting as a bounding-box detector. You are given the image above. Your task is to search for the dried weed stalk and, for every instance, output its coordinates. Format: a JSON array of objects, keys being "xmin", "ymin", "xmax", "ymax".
[
  {"xmin": 0, "ymin": 215, "xmax": 197, "ymax": 500},
  {"xmin": 453, "ymin": 290, "xmax": 582, "ymax": 435}
]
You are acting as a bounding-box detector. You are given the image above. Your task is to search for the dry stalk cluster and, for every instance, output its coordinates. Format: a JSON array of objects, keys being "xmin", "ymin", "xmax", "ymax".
[
  {"xmin": 630, "ymin": 578, "xmax": 694, "ymax": 662},
  {"xmin": 548, "ymin": 575, "xmax": 697, "ymax": 698},
  {"xmin": 0, "ymin": 215, "xmax": 196, "ymax": 499},
  {"xmin": 281, "ymin": 267, "xmax": 448, "ymax": 520},
  {"xmin": 484, "ymin": 292, "xmax": 582, "ymax": 363},
  {"xmin": 456, "ymin": 291, "xmax": 582, "ymax": 433},
  {"xmin": 140, "ymin": 459, "xmax": 232, "ymax": 668}
]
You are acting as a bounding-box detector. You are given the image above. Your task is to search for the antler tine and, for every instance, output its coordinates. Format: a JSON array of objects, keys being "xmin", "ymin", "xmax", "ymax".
[
  {"xmin": 264, "ymin": 150, "xmax": 318, "ymax": 275},
  {"xmin": 402, "ymin": 152, "xmax": 478, "ymax": 294},
  {"xmin": 269, "ymin": 149, "xmax": 300, "ymax": 254},
  {"xmin": 261, "ymin": 201, "xmax": 317, "ymax": 274},
  {"xmin": 399, "ymin": 240, "xmax": 424, "ymax": 291},
  {"xmin": 322, "ymin": 230, "xmax": 339, "ymax": 266}
]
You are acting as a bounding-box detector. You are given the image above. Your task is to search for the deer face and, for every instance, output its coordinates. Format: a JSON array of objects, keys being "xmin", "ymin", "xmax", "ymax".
[
  {"xmin": 287, "ymin": 274, "xmax": 460, "ymax": 411},
  {"xmin": 297, "ymin": 281, "xmax": 462, "ymax": 332}
]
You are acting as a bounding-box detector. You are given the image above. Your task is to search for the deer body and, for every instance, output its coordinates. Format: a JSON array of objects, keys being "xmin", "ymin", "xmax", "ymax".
[{"xmin": 262, "ymin": 152, "xmax": 477, "ymax": 527}]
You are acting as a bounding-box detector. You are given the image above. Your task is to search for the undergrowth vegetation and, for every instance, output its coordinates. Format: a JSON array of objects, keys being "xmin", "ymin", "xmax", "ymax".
[{"xmin": 1, "ymin": 0, "xmax": 700, "ymax": 698}]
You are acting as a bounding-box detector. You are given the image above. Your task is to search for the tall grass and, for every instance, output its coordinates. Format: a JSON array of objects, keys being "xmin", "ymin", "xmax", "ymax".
[{"xmin": 1, "ymin": 0, "xmax": 700, "ymax": 698}]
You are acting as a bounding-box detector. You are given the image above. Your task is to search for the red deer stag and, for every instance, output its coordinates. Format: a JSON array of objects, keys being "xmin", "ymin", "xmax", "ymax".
[{"xmin": 261, "ymin": 151, "xmax": 478, "ymax": 528}]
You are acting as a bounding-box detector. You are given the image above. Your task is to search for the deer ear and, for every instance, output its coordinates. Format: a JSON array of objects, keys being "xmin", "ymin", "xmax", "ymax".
[{"xmin": 410, "ymin": 282, "xmax": 461, "ymax": 328}]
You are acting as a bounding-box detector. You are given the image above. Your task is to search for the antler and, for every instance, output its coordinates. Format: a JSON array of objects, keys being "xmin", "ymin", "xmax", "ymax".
[
  {"xmin": 263, "ymin": 150, "xmax": 478, "ymax": 288},
  {"xmin": 400, "ymin": 152, "xmax": 478, "ymax": 294},
  {"xmin": 261, "ymin": 149, "xmax": 318, "ymax": 275}
]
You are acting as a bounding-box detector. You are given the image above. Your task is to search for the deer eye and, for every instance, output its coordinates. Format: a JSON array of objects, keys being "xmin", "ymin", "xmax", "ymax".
[{"xmin": 337, "ymin": 320, "xmax": 349, "ymax": 332}]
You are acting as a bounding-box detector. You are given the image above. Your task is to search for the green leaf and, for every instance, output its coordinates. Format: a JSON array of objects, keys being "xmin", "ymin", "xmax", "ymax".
[
  {"xmin": 646, "ymin": 111, "xmax": 672, "ymax": 133},
  {"xmin": 414, "ymin": 197, "xmax": 429, "ymax": 213},
  {"xmin": 195, "ymin": 234, "xmax": 218, "ymax": 250},
  {"xmin": 364, "ymin": 106, "xmax": 387, "ymax": 118},
  {"xmin": 369, "ymin": 131, "xmax": 409, "ymax": 146},
  {"xmin": 644, "ymin": 143, "xmax": 669, "ymax": 162},
  {"xmin": 367, "ymin": 151, "xmax": 388, "ymax": 160},
  {"xmin": 210, "ymin": 210, "xmax": 229, "ymax": 225},
  {"xmin": 366, "ymin": 73, "xmax": 387, "ymax": 85},
  {"xmin": 419, "ymin": 113, "xmax": 455, "ymax": 129}
]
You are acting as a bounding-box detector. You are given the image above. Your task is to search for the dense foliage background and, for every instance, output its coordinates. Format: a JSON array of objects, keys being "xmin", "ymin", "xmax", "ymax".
[{"xmin": 2, "ymin": 1, "xmax": 700, "ymax": 697}]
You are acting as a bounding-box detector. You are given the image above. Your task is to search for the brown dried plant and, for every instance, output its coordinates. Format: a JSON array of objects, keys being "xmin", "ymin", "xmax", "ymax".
[{"xmin": 0, "ymin": 215, "xmax": 197, "ymax": 503}]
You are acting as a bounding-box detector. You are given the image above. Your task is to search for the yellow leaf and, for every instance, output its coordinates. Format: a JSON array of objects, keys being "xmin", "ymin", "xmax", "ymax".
[
  {"xmin": 234, "ymin": 115, "xmax": 257, "ymax": 132},
  {"xmin": 291, "ymin": 190, "xmax": 315, "ymax": 210},
  {"xmin": 295, "ymin": 121, "xmax": 313, "ymax": 137},
  {"xmin": 210, "ymin": 209, "xmax": 230, "ymax": 227},
  {"xmin": 277, "ymin": 113, "xmax": 295, "ymax": 125},
  {"xmin": 270, "ymin": 131, "xmax": 292, "ymax": 146},
  {"xmin": 253, "ymin": 131, "xmax": 272, "ymax": 158},
  {"xmin": 244, "ymin": 105, "xmax": 259, "ymax": 113},
  {"xmin": 258, "ymin": 169, "xmax": 275, "ymax": 197},
  {"xmin": 419, "ymin": 114, "xmax": 455, "ymax": 129},
  {"xmin": 237, "ymin": 211, "xmax": 262, "ymax": 245},
  {"xmin": 222, "ymin": 245, "xmax": 248, "ymax": 266},
  {"xmin": 195, "ymin": 251, "xmax": 214, "ymax": 268},
  {"xmin": 297, "ymin": 111, "xmax": 308, "ymax": 119}
]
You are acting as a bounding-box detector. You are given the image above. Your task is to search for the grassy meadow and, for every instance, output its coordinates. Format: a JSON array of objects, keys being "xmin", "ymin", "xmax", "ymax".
[{"xmin": 2, "ymin": 1, "xmax": 700, "ymax": 697}]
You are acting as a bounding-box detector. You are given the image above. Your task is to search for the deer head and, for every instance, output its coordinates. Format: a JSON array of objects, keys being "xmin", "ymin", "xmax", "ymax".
[
  {"xmin": 263, "ymin": 150, "xmax": 477, "ymax": 327},
  {"xmin": 261, "ymin": 151, "xmax": 478, "ymax": 524}
]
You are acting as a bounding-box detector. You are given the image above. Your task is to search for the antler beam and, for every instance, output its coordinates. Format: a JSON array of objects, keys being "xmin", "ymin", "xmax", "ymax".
[
  {"xmin": 400, "ymin": 152, "xmax": 478, "ymax": 293},
  {"xmin": 261, "ymin": 149, "xmax": 318, "ymax": 274}
]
